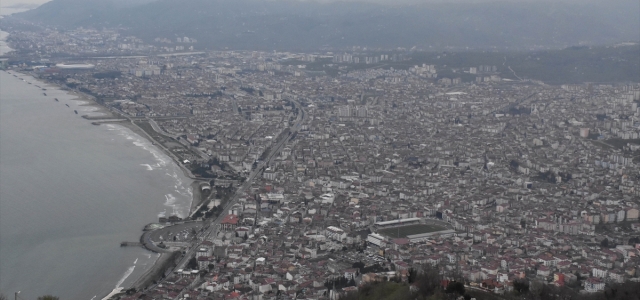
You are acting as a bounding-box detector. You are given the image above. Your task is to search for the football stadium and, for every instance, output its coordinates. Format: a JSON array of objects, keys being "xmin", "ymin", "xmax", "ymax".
[{"xmin": 368, "ymin": 218, "xmax": 456, "ymax": 245}]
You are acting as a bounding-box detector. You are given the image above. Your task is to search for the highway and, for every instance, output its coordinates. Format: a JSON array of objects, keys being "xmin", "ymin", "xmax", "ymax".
[{"xmin": 171, "ymin": 100, "xmax": 306, "ymax": 272}]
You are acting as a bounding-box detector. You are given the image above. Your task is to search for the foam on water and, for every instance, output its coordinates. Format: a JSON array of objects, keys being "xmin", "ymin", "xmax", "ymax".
[
  {"xmin": 105, "ymin": 124, "xmax": 192, "ymax": 216},
  {"xmin": 113, "ymin": 258, "xmax": 143, "ymax": 290},
  {"xmin": 164, "ymin": 193, "xmax": 177, "ymax": 206},
  {"xmin": 79, "ymin": 106, "xmax": 99, "ymax": 113},
  {"xmin": 128, "ymin": 138, "xmax": 170, "ymax": 169},
  {"xmin": 115, "ymin": 265, "xmax": 135, "ymax": 288},
  {"xmin": 111, "ymin": 128, "xmax": 182, "ymax": 176}
]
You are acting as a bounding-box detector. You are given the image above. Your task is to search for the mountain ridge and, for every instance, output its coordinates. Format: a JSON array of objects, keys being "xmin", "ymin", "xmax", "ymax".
[{"xmin": 11, "ymin": 0, "xmax": 640, "ymax": 51}]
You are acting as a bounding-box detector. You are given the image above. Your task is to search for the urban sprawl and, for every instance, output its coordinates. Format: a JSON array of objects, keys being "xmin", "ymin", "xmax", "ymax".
[{"xmin": 3, "ymin": 26, "xmax": 640, "ymax": 300}]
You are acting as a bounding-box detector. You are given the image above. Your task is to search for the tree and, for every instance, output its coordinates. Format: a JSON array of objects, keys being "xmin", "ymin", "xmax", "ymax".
[
  {"xmin": 513, "ymin": 279, "xmax": 530, "ymax": 294},
  {"xmin": 601, "ymin": 238, "xmax": 609, "ymax": 248},
  {"xmin": 510, "ymin": 160, "xmax": 519, "ymax": 170},
  {"xmin": 187, "ymin": 257, "xmax": 198, "ymax": 270},
  {"xmin": 37, "ymin": 296, "xmax": 60, "ymax": 300},
  {"xmin": 348, "ymin": 278, "xmax": 356, "ymax": 287},
  {"xmin": 408, "ymin": 268, "xmax": 418, "ymax": 284},
  {"xmin": 445, "ymin": 281, "xmax": 465, "ymax": 295},
  {"xmin": 414, "ymin": 264, "xmax": 441, "ymax": 297},
  {"xmin": 352, "ymin": 261, "xmax": 365, "ymax": 272}
]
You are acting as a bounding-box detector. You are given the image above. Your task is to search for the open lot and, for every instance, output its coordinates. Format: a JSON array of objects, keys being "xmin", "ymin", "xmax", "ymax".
[
  {"xmin": 148, "ymin": 222, "xmax": 203, "ymax": 244},
  {"xmin": 378, "ymin": 224, "xmax": 446, "ymax": 239}
]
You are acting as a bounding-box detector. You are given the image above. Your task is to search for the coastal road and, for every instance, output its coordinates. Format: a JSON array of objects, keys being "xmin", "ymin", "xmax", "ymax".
[
  {"xmin": 147, "ymin": 117, "xmax": 210, "ymax": 160},
  {"xmin": 148, "ymin": 117, "xmax": 178, "ymax": 139},
  {"xmin": 171, "ymin": 100, "xmax": 306, "ymax": 272},
  {"xmin": 141, "ymin": 230, "xmax": 173, "ymax": 253}
]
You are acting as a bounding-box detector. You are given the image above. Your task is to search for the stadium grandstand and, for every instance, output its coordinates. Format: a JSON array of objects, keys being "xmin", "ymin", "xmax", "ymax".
[
  {"xmin": 366, "ymin": 233, "xmax": 386, "ymax": 247},
  {"xmin": 374, "ymin": 218, "xmax": 421, "ymax": 230}
]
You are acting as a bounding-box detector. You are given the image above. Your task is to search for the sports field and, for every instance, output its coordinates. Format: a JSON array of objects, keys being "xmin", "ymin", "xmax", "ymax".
[{"xmin": 378, "ymin": 224, "xmax": 447, "ymax": 239}]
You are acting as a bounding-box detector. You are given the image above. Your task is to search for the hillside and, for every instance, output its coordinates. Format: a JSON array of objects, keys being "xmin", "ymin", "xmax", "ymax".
[
  {"xmin": 411, "ymin": 44, "xmax": 640, "ymax": 84},
  {"xmin": 12, "ymin": 0, "xmax": 640, "ymax": 51},
  {"xmin": 339, "ymin": 279, "xmax": 640, "ymax": 300}
]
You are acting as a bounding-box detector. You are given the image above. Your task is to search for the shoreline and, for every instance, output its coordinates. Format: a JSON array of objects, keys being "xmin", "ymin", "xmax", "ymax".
[
  {"xmin": 9, "ymin": 69, "xmax": 205, "ymax": 185},
  {"xmin": 113, "ymin": 120, "xmax": 203, "ymax": 181},
  {"xmin": 190, "ymin": 181, "xmax": 205, "ymax": 215},
  {"xmin": 4, "ymin": 69, "xmax": 204, "ymax": 299},
  {"xmin": 0, "ymin": 29, "xmax": 14, "ymax": 56}
]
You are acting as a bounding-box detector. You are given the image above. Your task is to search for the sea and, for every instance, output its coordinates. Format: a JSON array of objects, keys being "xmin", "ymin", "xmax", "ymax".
[{"xmin": 0, "ymin": 34, "xmax": 193, "ymax": 299}]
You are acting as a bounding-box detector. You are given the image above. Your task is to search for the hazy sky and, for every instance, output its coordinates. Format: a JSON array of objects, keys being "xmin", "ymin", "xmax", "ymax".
[
  {"xmin": 1, "ymin": 0, "xmax": 49, "ymax": 7},
  {"xmin": 0, "ymin": 0, "xmax": 599, "ymax": 6},
  {"xmin": 0, "ymin": 0, "xmax": 621, "ymax": 10}
]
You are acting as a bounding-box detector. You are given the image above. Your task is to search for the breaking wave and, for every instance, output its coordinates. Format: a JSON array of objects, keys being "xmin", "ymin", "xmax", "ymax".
[
  {"xmin": 115, "ymin": 265, "xmax": 135, "ymax": 288},
  {"xmin": 164, "ymin": 193, "xmax": 177, "ymax": 206},
  {"xmin": 104, "ymin": 125, "xmax": 193, "ymax": 217}
]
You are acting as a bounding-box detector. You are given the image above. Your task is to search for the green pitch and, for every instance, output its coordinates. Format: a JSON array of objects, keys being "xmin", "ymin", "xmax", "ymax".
[{"xmin": 378, "ymin": 224, "xmax": 446, "ymax": 239}]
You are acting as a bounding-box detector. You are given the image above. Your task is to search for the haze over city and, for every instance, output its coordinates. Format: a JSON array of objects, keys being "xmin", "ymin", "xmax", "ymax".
[{"xmin": 0, "ymin": 0, "xmax": 639, "ymax": 300}]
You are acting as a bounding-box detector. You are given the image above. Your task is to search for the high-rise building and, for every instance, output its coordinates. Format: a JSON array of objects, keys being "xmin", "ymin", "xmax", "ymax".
[
  {"xmin": 580, "ymin": 128, "xmax": 590, "ymax": 138},
  {"xmin": 337, "ymin": 105, "xmax": 352, "ymax": 117}
]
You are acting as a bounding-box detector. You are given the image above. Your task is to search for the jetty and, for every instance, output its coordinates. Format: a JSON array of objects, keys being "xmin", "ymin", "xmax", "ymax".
[
  {"xmin": 88, "ymin": 119, "xmax": 127, "ymax": 126},
  {"xmin": 82, "ymin": 115, "xmax": 126, "ymax": 120},
  {"xmin": 120, "ymin": 241, "xmax": 143, "ymax": 247}
]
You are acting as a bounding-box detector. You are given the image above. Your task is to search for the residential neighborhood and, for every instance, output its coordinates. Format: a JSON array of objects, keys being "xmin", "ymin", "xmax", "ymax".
[{"xmin": 3, "ymin": 24, "xmax": 640, "ymax": 300}]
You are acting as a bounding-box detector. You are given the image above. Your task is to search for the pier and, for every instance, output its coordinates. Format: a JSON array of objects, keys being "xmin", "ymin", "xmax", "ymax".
[{"xmin": 120, "ymin": 241, "xmax": 142, "ymax": 247}]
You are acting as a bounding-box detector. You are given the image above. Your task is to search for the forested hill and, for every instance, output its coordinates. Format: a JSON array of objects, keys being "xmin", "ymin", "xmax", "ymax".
[
  {"xmin": 12, "ymin": 0, "xmax": 640, "ymax": 51},
  {"xmin": 410, "ymin": 44, "xmax": 640, "ymax": 84},
  {"xmin": 340, "ymin": 278, "xmax": 640, "ymax": 300}
]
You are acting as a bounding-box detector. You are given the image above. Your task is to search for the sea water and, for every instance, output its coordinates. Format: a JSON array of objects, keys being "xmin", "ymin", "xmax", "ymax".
[{"xmin": 0, "ymin": 71, "xmax": 192, "ymax": 299}]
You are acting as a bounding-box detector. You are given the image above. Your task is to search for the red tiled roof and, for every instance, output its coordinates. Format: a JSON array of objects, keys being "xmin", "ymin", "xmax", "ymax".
[{"xmin": 221, "ymin": 214, "xmax": 240, "ymax": 225}]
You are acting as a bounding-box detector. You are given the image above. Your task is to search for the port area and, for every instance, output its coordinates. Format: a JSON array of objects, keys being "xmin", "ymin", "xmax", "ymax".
[
  {"xmin": 113, "ymin": 221, "xmax": 207, "ymax": 295},
  {"xmin": 120, "ymin": 221, "xmax": 203, "ymax": 253},
  {"xmin": 140, "ymin": 221, "xmax": 205, "ymax": 253},
  {"xmin": 120, "ymin": 241, "xmax": 142, "ymax": 247}
]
